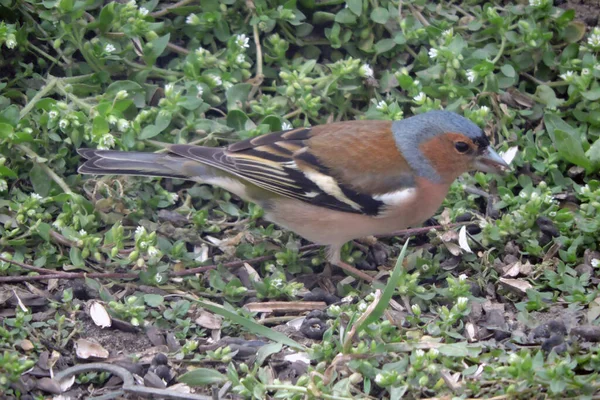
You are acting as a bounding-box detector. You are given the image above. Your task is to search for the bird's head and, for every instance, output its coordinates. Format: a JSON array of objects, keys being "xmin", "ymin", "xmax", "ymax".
[{"xmin": 392, "ymin": 110, "xmax": 510, "ymax": 184}]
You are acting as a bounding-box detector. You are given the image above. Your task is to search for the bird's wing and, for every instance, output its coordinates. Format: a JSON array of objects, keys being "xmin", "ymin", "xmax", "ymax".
[{"xmin": 168, "ymin": 120, "xmax": 417, "ymax": 216}]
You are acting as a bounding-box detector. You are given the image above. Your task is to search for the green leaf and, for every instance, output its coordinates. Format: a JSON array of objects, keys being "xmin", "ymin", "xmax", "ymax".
[
  {"xmin": 554, "ymin": 128, "xmax": 591, "ymax": 170},
  {"xmin": 500, "ymin": 64, "xmax": 515, "ymax": 78},
  {"xmin": 563, "ymin": 21, "xmax": 586, "ymax": 43},
  {"xmin": 178, "ymin": 368, "xmax": 228, "ymax": 386},
  {"xmin": 582, "ymin": 87, "xmax": 600, "ymax": 101},
  {"xmin": 0, "ymin": 165, "xmax": 17, "ymax": 178},
  {"xmin": 335, "ymin": 8, "xmax": 356, "ymax": 24},
  {"xmin": 70, "ymin": 247, "xmax": 85, "ymax": 268},
  {"xmin": 37, "ymin": 223, "xmax": 51, "ymax": 241},
  {"xmin": 143, "ymin": 33, "xmax": 170, "ymax": 65},
  {"xmin": 29, "ymin": 164, "xmax": 51, "ymax": 197},
  {"xmin": 438, "ymin": 343, "xmax": 482, "ymax": 357},
  {"xmin": 354, "ymin": 241, "xmax": 409, "ymax": 332},
  {"xmin": 143, "ymin": 294, "xmax": 164, "ymax": 307},
  {"xmin": 587, "ymin": 138, "xmax": 600, "ymax": 170},
  {"xmin": 347, "ymin": 0, "xmax": 362, "ymax": 16},
  {"xmin": 370, "ymin": 7, "xmax": 389, "ymax": 24},
  {"xmin": 536, "ymin": 85, "xmax": 564, "ymax": 109},
  {"xmin": 226, "ymin": 109, "xmax": 249, "ymax": 131},
  {"xmin": 92, "ymin": 116, "xmax": 109, "ymax": 136},
  {"xmin": 226, "ymin": 83, "xmax": 252, "ymax": 111},
  {"xmin": 196, "ymin": 299, "xmax": 305, "ymax": 350},
  {"xmin": 374, "ymin": 38, "xmax": 395, "ymax": 54},
  {"xmin": 256, "ymin": 342, "xmax": 282, "ymax": 365}
]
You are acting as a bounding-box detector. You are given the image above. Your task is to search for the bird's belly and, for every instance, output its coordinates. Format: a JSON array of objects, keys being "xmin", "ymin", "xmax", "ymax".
[{"xmin": 264, "ymin": 183, "xmax": 449, "ymax": 246}]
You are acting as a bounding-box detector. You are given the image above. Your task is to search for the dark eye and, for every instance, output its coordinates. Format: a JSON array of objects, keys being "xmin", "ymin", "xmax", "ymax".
[{"xmin": 455, "ymin": 142, "xmax": 470, "ymax": 153}]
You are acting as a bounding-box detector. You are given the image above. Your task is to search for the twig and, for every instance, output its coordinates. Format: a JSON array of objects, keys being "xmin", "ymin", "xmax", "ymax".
[
  {"xmin": 248, "ymin": 24, "xmax": 264, "ymax": 100},
  {"xmin": 0, "ymin": 256, "xmax": 70, "ymax": 275},
  {"xmin": 151, "ymin": 0, "xmax": 196, "ymax": 18},
  {"xmin": 407, "ymin": 3, "xmax": 430, "ymax": 27}
]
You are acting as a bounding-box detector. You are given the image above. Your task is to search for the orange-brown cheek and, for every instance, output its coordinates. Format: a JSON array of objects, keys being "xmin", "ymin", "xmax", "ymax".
[{"xmin": 419, "ymin": 137, "xmax": 471, "ymax": 182}]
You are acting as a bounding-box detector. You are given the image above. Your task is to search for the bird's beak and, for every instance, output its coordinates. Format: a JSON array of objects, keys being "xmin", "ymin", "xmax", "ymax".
[{"xmin": 473, "ymin": 145, "xmax": 510, "ymax": 174}]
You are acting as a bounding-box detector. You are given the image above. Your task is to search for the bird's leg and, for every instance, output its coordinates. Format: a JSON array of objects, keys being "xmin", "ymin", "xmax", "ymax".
[{"xmin": 326, "ymin": 246, "xmax": 375, "ymax": 282}]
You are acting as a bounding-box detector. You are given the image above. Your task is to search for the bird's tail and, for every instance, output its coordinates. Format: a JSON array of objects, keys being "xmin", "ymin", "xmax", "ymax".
[{"xmin": 77, "ymin": 148, "xmax": 205, "ymax": 180}]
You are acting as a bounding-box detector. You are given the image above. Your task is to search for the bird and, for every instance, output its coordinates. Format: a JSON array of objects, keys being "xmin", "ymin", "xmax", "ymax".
[{"xmin": 78, "ymin": 110, "xmax": 510, "ymax": 282}]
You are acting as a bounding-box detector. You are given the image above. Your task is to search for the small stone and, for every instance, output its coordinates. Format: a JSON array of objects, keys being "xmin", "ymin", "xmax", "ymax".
[{"xmin": 575, "ymin": 264, "xmax": 593, "ymax": 277}]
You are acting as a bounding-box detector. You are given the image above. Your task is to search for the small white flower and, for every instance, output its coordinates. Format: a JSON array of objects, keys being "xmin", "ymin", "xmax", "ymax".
[
  {"xmin": 59, "ymin": 119, "xmax": 69, "ymax": 129},
  {"xmin": 98, "ymin": 133, "xmax": 115, "ymax": 149},
  {"xmin": 375, "ymin": 373, "xmax": 385, "ymax": 385},
  {"xmin": 0, "ymin": 179, "xmax": 7, "ymax": 192},
  {"xmin": 236, "ymin": 53, "xmax": 245, "ymax": 64},
  {"xmin": 235, "ymin": 34, "xmax": 250, "ymax": 49},
  {"xmin": 413, "ymin": 92, "xmax": 426, "ymax": 104},
  {"xmin": 117, "ymin": 119, "xmax": 130, "ymax": 132},
  {"xmin": 31, "ymin": 193, "xmax": 43, "ymax": 201},
  {"xmin": 195, "ymin": 47, "xmax": 208, "ymax": 56},
  {"xmin": 106, "ymin": 115, "xmax": 117, "ymax": 125},
  {"xmin": 135, "ymin": 226, "xmax": 146, "ymax": 238},
  {"xmin": 413, "ymin": 79, "xmax": 420, "ymax": 86},
  {"xmin": 282, "ymin": 121, "xmax": 293, "ymax": 130},
  {"xmin": 359, "ymin": 63, "xmax": 374, "ymax": 78},
  {"xmin": 209, "ymin": 74, "xmax": 222, "ymax": 86},
  {"xmin": 529, "ymin": 0, "xmax": 542, "ymax": 6},
  {"xmin": 5, "ymin": 36, "xmax": 16, "ymax": 49},
  {"xmin": 164, "ymin": 83, "xmax": 174, "ymax": 95},
  {"xmin": 428, "ymin": 48, "xmax": 438, "ymax": 59},
  {"xmin": 105, "ymin": 43, "xmax": 116, "ymax": 53},
  {"xmin": 271, "ymin": 278, "xmax": 284, "ymax": 288},
  {"xmin": 560, "ymin": 70, "xmax": 575, "ymax": 81},
  {"xmin": 592, "ymin": 259, "xmax": 599, "ymax": 268},
  {"xmin": 168, "ymin": 193, "xmax": 178, "ymax": 202},
  {"xmin": 52, "ymin": 219, "xmax": 63, "ymax": 229},
  {"xmin": 186, "ymin": 14, "xmax": 198, "ymax": 25},
  {"xmin": 148, "ymin": 246, "xmax": 159, "ymax": 257},
  {"xmin": 480, "ymin": 105, "xmax": 490, "ymax": 114},
  {"xmin": 411, "ymin": 303, "xmax": 421, "ymax": 315},
  {"xmin": 139, "ymin": 7, "xmax": 149, "ymax": 16},
  {"xmin": 376, "ymin": 100, "xmax": 387, "ymax": 110},
  {"xmin": 459, "ymin": 274, "xmax": 467, "ymax": 281},
  {"xmin": 196, "ymin": 85, "xmax": 204, "ymax": 96},
  {"xmin": 48, "ymin": 110, "xmax": 58, "ymax": 119},
  {"xmin": 428, "ymin": 348, "xmax": 439, "ymax": 358},
  {"xmin": 594, "ymin": 64, "xmax": 600, "ymax": 71},
  {"xmin": 154, "ymin": 273, "xmax": 163, "ymax": 282},
  {"xmin": 442, "ymin": 28, "xmax": 453, "ymax": 38},
  {"xmin": 357, "ymin": 302, "xmax": 367, "ymax": 312},
  {"xmin": 116, "ymin": 90, "xmax": 128, "ymax": 100},
  {"xmin": 79, "ymin": 229, "xmax": 87, "ymax": 236},
  {"xmin": 414, "ymin": 349, "xmax": 425, "ymax": 359},
  {"xmin": 466, "ymin": 69, "xmax": 477, "ymax": 82},
  {"xmin": 582, "ymin": 68, "xmax": 591, "ymax": 76},
  {"xmin": 456, "ymin": 297, "xmax": 469, "ymax": 310},
  {"xmin": 128, "ymin": 0, "xmax": 137, "ymax": 6},
  {"xmin": 588, "ymin": 31, "xmax": 600, "ymax": 48},
  {"xmin": 139, "ymin": 240, "xmax": 149, "ymax": 249},
  {"xmin": 549, "ymin": 211, "xmax": 557, "ymax": 217}
]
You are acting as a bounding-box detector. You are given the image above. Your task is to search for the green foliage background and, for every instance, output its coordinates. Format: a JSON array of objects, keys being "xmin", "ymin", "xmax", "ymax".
[{"xmin": 2, "ymin": 0, "xmax": 600, "ymax": 398}]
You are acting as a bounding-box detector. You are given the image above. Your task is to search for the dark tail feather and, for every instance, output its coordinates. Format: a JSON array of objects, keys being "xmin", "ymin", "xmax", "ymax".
[{"xmin": 77, "ymin": 149, "xmax": 192, "ymax": 179}]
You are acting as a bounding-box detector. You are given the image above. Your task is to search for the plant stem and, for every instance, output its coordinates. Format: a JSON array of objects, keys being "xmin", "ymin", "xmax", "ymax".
[
  {"xmin": 491, "ymin": 36, "xmax": 506, "ymax": 64},
  {"xmin": 16, "ymin": 144, "xmax": 74, "ymax": 195},
  {"xmin": 19, "ymin": 77, "xmax": 58, "ymax": 119}
]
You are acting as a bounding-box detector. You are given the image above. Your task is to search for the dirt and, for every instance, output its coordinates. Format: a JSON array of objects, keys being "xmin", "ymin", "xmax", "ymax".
[{"xmin": 560, "ymin": 0, "xmax": 600, "ymax": 26}]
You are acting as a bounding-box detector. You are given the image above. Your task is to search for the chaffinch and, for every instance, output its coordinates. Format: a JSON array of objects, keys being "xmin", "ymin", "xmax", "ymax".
[{"xmin": 79, "ymin": 110, "xmax": 509, "ymax": 281}]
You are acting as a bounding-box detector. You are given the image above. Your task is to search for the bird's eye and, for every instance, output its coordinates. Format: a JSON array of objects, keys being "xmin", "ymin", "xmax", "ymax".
[{"xmin": 455, "ymin": 141, "xmax": 470, "ymax": 153}]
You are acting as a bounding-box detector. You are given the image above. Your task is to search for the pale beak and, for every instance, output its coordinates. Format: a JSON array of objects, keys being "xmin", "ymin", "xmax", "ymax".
[{"xmin": 473, "ymin": 145, "xmax": 510, "ymax": 174}]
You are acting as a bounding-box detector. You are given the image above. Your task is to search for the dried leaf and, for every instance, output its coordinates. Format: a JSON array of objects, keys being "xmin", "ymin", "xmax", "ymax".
[
  {"xmin": 90, "ymin": 302, "xmax": 112, "ymax": 328},
  {"xmin": 499, "ymin": 278, "xmax": 532, "ymax": 295},
  {"xmin": 195, "ymin": 310, "xmax": 222, "ymax": 330},
  {"xmin": 244, "ymin": 301, "xmax": 327, "ymax": 313},
  {"xmin": 458, "ymin": 226, "xmax": 472, "ymax": 253},
  {"xmin": 75, "ymin": 338, "xmax": 109, "ymax": 359},
  {"xmin": 500, "ymin": 146, "xmax": 519, "ymax": 165}
]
